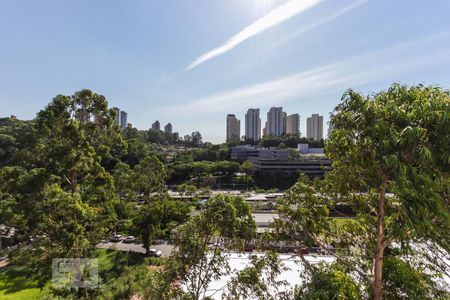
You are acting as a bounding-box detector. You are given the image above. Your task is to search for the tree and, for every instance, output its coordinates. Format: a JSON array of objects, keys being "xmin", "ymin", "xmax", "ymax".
[
  {"xmin": 177, "ymin": 183, "xmax": 198, "ymax": 197},
  {"xmin": 261, "ymin": 136, "xmax": 281, "ymax": 148},
  {"xmin": 133, "ymin": 198, "xmax": 189, "ymax": 255},
  {"xmin": 35, "ymin": 89, "xmax": 123, "ymax": 194},
  {"xmin": 326, "ymin": 84, "xmax": 449, "ymax": 299},
  {"xmin": 0, "ymin": 167, "xmax": 95, "ymax": 288},
  {"xmin": 112, "ymin": 162, "xmax": 134, "ymax": 197},
  {"xmin": 294, "ymin": 264, "xmax": 363, "ymax": 300},
  {"xmin": 132, "ymin": 155, "xmax": 166, "ymax": 197},
  {"xmin": 223, "ymin": 252, "xmax": 292, "ymax": 300},
  {"xmin": 166, "ymin": 194, "xmax": 256, "ymax": 299},
  {"xmin": 0, "ymin": 90, "xmax": 124, "ymax": 296},
  {"xmin": 190, "ymin": 131, "xmax": 203, "ymax": 147},
  {"xmin": 0, "ymin": 134, "xmax": 17, "ymax": 166},
  {"xmin": 272, "ymin": 84, "xmax": 449, "ymax": 299}
]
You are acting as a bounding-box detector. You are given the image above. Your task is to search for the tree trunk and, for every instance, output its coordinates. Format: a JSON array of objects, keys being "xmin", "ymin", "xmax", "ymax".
[
  {"xmin": 70, "ymin": 170, "xmax": 77, "ymax": 195},
  {"xmin": 373, "ymin": 176, "xmax": 387, "ymax": 300}
]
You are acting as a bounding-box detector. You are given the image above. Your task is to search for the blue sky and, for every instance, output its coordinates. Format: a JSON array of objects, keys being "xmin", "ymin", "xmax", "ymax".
[{"xmin": 1, "ymin": 0, "xmax": 450, "ymax": 143}]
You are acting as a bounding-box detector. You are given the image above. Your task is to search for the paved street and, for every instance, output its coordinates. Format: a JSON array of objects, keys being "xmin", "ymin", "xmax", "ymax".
[{"xmin": 97, "ymin": 241, "xmax": 174, "ymax": 257}]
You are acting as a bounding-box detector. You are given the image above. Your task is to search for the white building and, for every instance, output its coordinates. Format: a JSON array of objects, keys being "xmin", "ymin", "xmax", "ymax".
[
  {"xmin": 286, "ymin": 113, "xmax": 300, "ymax": 135},
  {"xmin": 267, "ymin": 107, "xmax": 286, "ymax": 136},
  {"xmin": 226, "ymin": 114, "xmax": 240, "ymax": 142},
  {"xmin": 245, "ymin": 108, "xmax": 261, "ymax": 141},
  {"xmin": 306, "ymin": 114, "xmax": 323, "ymax": 141}
]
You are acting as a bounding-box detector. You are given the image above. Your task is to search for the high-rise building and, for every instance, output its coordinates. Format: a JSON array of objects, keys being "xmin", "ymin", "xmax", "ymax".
[
  {"xmin": 120, "ymin": 111, "xmax": 127, "ymax": 129},
  {"xmin": 226, "ymin": 114, "xmax": 240, "ymax": 142},
  {"xmin": 286, "ymin": 113, "xmax": 300, "ymax": 135},
  {"xmin": 327, "ymin": 121, "xmax": 333, "ymax": 138},
  {"xmin": 267, "ymin": 107, "xmax": 286, "ymax": 136},
  {"xmin": 152, "ymin": 120, "xmax": 160, "ymax": 130},
  {"xmin": 112, "ymin": 107, "xmax": 120, "ymax": 126},
  {"xmin": 245, "ymin": 108, "xmax": 261, "ymax": 141},
  {"xmin": 306, "ymin": 114, "xmax": 323, "ymax": 141},
  {"xmin": 164, "ymin": 123, "xmax": 173, "ymax": 134}
]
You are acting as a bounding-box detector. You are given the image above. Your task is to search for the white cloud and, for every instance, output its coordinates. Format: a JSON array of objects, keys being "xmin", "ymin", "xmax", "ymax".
[
  {"xmin": 187, "ymin": 0, "xmax": 323, "ymax": 70},
  {"xmin": 271, "ymin": 0, "xmax": 369, "ymax": 49},
  {"xmin": 167, "ymin": 32, "xmax": 450, "ymax": 117}
]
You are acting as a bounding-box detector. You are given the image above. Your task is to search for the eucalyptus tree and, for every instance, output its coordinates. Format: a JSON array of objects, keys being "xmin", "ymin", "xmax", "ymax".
[
  {"xmin": 271, "ymin": 84, "xmax": 450, "ymax": 299},
  {"xmin": 326, "ymin": 84, "xmax": 450, "ymax": 299}
]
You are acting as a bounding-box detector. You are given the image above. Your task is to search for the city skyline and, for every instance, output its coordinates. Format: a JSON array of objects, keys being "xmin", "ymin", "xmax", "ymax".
[
  {"xmin": 230, "ymin": 108, "xmax": 323, "ymax": 142},
  {"xmin": 1, "ymin": 1, "xmax": 450, "ymax": 143},
  {"xmin": 226, "ymin": 114, "xmax": 240, "ymax": 142}
]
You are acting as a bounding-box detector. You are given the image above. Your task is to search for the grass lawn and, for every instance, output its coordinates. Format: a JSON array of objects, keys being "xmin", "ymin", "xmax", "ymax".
[
  {"xmin": 0, "ymin": 249, "xmax": 165, "ymax": 300},
  {"xmin": 0, "ymin": 265, "xmax": 50, "ymax": 300},
  {"xmin": 332, "ymin": 217, "xmax": 357, "ymax": 228}
]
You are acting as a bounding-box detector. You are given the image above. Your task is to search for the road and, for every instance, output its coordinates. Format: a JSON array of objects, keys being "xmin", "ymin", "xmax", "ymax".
[{"xmin": 96, "ymin": 241, "xmax": 174, "ymax": 257}]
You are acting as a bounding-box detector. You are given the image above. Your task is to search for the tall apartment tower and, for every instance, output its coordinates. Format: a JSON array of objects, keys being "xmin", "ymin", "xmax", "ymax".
[
  {"xmin": 286, "ymin": 113, "xmax": 300, "ymax": 135},
  {"xmin": 152, "ymin": 120, "xmax": 160, "ymax": 130},
  {"xmin": 267, "ymin": 107, "xmax": 286, "ymax": 136},
  {"xmin": 112, "ymin": 107, "xmax": 120, "ymax": 126},
  {"xmin": 226, "ymin": 114, "xmax": 240, "ymax": 142},
  {"xmin": 306, "ymin": 114, "xmax": 324, "ymax": 140},
  {"xmin": 164, "ymin": 123, "xmax": 173, "ymax": 134},
  {"xmin": 120, "ymin": 111, "xmax": 127, "ymax": 129},
  {"xmin": 327, "ymin": 121, "xmax": 334, "ymax": 138},
  {"xmin": 245, "ymin": 108, "xmax": 261, "ymax": 141}
]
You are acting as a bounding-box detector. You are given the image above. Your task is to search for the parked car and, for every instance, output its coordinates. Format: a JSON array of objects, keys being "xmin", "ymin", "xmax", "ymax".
[
  {"xmin": 110, "ymin": 234, "xmax": 123, "ymax": 242},
  {"xmin": 123, "ymin": 236, "xmax": 136, "ymax": 243},
  {"xmin": 208, "ymin": 242, "xmax": 224, "ymax": 250},
  {"xmin": 148, "ymin": 249, "xmax": 162, "ymax": 257}
]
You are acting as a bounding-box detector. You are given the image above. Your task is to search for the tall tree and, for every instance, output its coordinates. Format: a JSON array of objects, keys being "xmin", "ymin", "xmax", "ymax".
[
  {"xmin": 133, "ymin": 198, "xmax": 189, "ymax": 255},
  {"xmin": 324, "ymin": 84, "xmax": 449, "ymax": 299},
  {"xmin": 35, "ymin": 89, "xmax": 124, "ymax": 194},
  {"xmin": 272, "ymin": 84, "xmax": 449, "ymax": 299},
  {"xmin": 166, "ymin": 194, "xmax": 256, "ymax": 299},
  {"xmin": 0, "ymin": 90, "xmax": 124, "ymax": 293},
  {"xmin": 132, "ymin": 155, "xmax": 167, "ymax": 197}
]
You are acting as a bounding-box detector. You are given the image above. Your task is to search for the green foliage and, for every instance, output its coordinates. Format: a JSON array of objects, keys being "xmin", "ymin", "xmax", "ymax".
[
  {"xmin": 132, "ymin": 155, "xmax": 167, "ymax": 195},
  {"xmin": 133, "ymin": 198, "xmax": 189, "ymax": 255},
  {"xmin": 223, "ymin": 252, "xmax": 291, "ymax": 300},
  {"xmin": 96, "ymin": 265, "xmax": 150, "ymax": 300},
  {"xmin": 260, "ymin": 134, "xmax": 324, "ymax": 148},
  {"xmin": 0, "ymin": 264, "xmax": 51, "ymax": 300},
  {"xmin": 166, "ymin": 194, "xmax": 256, "ymax": 299},
  {"xmin": 382, "ymin": 255, "xmax": 449, "ymax": 299},
  {"xmin": 177, "ymin": 183, "xmax": 198, "ymax": 196},
  {"xmin": 295, "ymin": 264, "xmax": 363, "ymax": 300},
  {"xmin": 323, "ymin": 84, "xmax": 450, "ymax": 297}
]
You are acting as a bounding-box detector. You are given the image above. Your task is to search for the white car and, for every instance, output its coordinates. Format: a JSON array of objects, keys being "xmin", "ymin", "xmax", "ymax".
[
  {"xmin": 110, "ymin": 234, "xmax": 123, "ymax": 242},
  {"xmin": 123, "ymin": 236, "xmax": 136, "ymax": 243},
  {"xmin": 148, "ymin": 248, "xmax": 162, "ymax": 257}
]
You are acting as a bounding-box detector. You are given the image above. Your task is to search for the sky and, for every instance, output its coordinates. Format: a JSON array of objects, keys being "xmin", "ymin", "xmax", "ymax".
[{"xmin": 1, "ymin": 0, "xmax": 450, "ymax": 143}]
